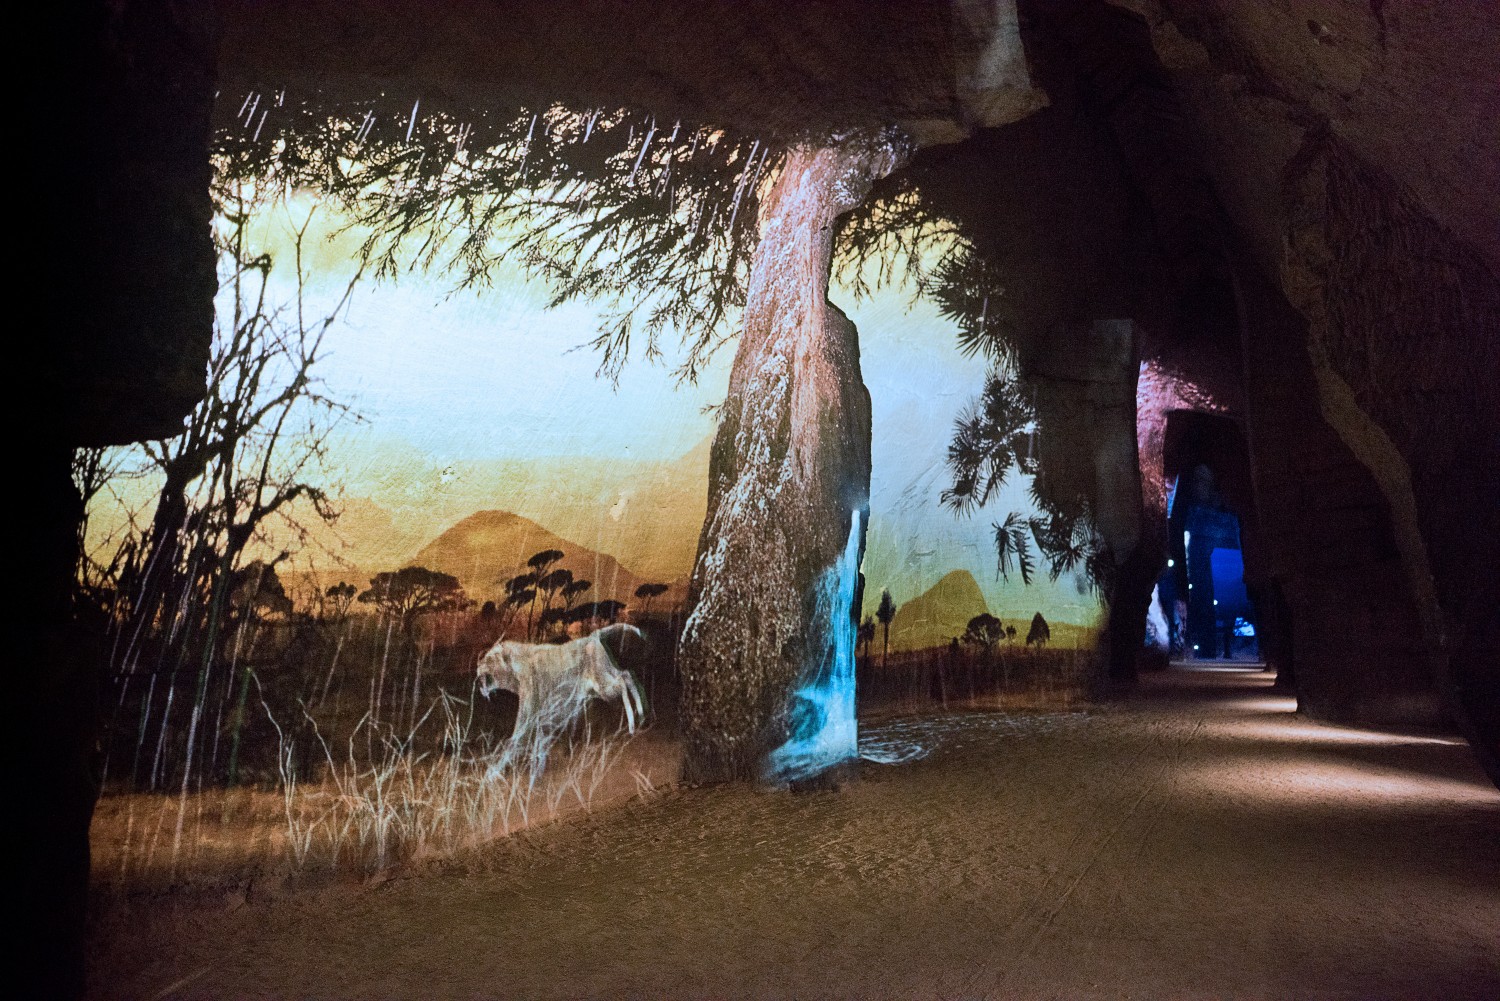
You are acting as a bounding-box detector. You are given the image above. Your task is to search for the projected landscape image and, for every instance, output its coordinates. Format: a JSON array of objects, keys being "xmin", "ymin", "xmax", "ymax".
[
  {"xmin": 57, "ymin": 6, "xmax": 1500, "ymax": 999},
  {"xmin": 75, "ymin": 95, "xmax": 1116, "ymax": 896}
]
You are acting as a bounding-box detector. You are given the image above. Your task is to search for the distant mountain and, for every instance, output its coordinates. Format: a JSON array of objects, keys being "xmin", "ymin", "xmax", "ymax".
[
  {"xmin": 513, "ymin": 435, "xmax": 709, "ymax": 584},
  {"xmin": 410, "ymin": 510, "xmax": 681, "ymax": 608},
  {"xmin": 326, "ymin": 435, "xmax": 709, "ymax": 586},
  {"xmin": 884, "ymin": 569, "xmax": 992, "ymax": 652},
  {"xmin": 262, "ymin": 434, "xmax": 711, "ymax": 612}
]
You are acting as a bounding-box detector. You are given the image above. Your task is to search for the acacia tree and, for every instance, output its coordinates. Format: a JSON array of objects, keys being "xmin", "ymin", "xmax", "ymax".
[
  {"xmin": 534, "ymin": 568, "xmax": 591, "ymax": 637},
  {"xmin": 962, "ymin": 613, "xmax": 1005, "ymax": 657},
  {"xmin": 499, "ymin": 572, "xmax": 538, "ymax": 638},
  {"xmin": 322, "ymin": 581, "xmax": 357, "ymax": 621},
  {"xmin": 566, "ymin": 600, "xmax": 626, "ymax": 627},
  {"xmin": 357, "ymin": 567, "xmax": 471, "ymax": 631},
  {"xmin": 634, "ymin": 582, "xmax": 669, "ymax": 619},
  {"xmin": 561, "ymin": 578, "xmax": 593, "ymax": 609},
  {"xmin": 535, "ymin": 567, "xmax": 573, "ymax": 624},
  {"xmin": 520, "ymin": 550, "xmax": 564, "ymax": 638}
]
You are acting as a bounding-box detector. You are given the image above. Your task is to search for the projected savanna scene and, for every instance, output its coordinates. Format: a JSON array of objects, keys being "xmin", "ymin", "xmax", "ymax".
[
  {"xmin": 62, "ymin": 4, "xmax": 1500, "ymax": 999},
  {"xmin": 81, "ymin": 99, "xmax": 1119, "ymax": 881}
]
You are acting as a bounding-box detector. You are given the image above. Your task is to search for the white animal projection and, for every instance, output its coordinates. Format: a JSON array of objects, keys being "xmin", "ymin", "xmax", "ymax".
[{"xmin": 476, "ymin": 623, "xmax": 647, "ymax": 776}]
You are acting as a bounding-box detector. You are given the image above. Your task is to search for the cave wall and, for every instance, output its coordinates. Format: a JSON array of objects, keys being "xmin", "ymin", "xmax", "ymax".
[
  {"xmin": 972, "ymin": 0, "xmax": 1498, "ymax": 748},
  {"xmin": 44, "ymin": 4, "xmax": 1500, "ymax": 989},
  {"xmin": 54, "ymin": 2, "xmax": 219, "ymax": 447},
  {"xmin": 1024, "ymin": 319, "xmax": 1147, "ymax": 681},
  {"xmin": 202, "ymin": 1, "xmax": 1498, "ymax": 754},
  {"xmin": 32, "ymin": 5, "xmax": 219, "ymax": 996},
  {"xmin": 1131, "ymin": 0, "xmax": 1499, "ymax": 752}
]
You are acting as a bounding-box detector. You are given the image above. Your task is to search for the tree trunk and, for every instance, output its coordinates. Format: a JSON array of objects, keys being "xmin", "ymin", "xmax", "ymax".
[{"xmin": 678, "ymin": 132, "xmax": 908, "ymax": 785}]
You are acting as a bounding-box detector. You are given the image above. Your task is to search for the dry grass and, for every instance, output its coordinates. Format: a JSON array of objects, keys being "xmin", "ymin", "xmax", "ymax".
[
  {"xmin": 267, "ymin": 690, "xmax": 666, "ymax": 874},
  {"xmin": 90, "ymin": 694, "xmax": 682, "ymax": 896},
  {"xmin": 857, "ymin": 644, "xmax": 1099, "ymax": 718},
  {"xmin": 90, "ymin": 623, "xmax": 1093, "ymax": 898},
  {"xmin": 91, "ymin": 612, "xmax": 684, "ymax": 896}
]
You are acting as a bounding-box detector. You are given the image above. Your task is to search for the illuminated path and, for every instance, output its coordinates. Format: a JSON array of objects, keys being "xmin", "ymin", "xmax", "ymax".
[{"xmin": 90, "ymin": 666, "xmax": 1500, "ymax": 999}]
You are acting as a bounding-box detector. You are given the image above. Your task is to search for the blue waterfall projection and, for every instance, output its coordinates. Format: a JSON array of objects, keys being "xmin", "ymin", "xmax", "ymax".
[{"xmin": 765, "ymin": 509, "xmax": 862, "ymax": 783}]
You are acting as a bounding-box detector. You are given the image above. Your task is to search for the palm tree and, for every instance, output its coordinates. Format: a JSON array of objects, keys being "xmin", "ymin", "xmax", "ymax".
[
  {"xmin": 991, "ymin": 511, "xmax": 1036, "ymax": 585},
  {"xmin": 858, "ymin": 616, "xmax": 876, "ymax": 662},
  {"xmin": 941, "ymin": 374, "xmax": 1037, "ymax": 513},
  {"xmin": 876, "ymin": 590, "xmax": 897, "ymax": 666}
]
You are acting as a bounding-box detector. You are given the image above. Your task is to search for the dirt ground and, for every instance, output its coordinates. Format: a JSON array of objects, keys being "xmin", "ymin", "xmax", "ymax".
[{"xmin": 87, "ymin": 665, "xmax": 1500, "ymax": 999}]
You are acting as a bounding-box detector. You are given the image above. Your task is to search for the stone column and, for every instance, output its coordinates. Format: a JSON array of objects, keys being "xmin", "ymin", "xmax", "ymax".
[{"xmin": 677, "ymin": 132, "xmax": 908, "ymax": 785}]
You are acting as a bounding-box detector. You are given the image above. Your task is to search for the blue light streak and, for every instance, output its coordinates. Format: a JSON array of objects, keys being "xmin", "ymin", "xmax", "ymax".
[{"xmin": 765, "ymin": 509, "xmax": 862, "ymax": 783}]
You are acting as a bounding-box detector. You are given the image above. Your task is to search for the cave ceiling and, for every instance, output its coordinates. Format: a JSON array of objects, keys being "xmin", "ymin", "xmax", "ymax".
[
  {"xmin": 217, "ymin": 0, "xmax": 1500, "ymax": 277},
  {"xmin": 213, "ymin": 0, "xmax": 1219, "ymax": 367},
  {"xmin": 217, "ymin": 0, "xmax": 976, "ymax": 142}
]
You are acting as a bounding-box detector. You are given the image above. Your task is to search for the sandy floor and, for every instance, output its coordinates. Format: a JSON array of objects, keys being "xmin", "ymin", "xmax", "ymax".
[{"xmin": 88, "ymin": 665, "xmax": 1500, "ymax": 999}]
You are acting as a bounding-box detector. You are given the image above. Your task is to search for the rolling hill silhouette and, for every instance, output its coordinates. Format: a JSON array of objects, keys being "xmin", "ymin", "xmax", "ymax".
[
  {"xmin": 411, "ymin": 510, "xmax": 681, "ymax": 608},
  {"xmin": 885, "ymin": 569, "xmax": 992, "ymax": 653}
]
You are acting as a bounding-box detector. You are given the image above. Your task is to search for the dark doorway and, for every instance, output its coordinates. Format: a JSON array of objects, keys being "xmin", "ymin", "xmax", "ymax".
[{"xmin": 1159, "ymin": 464, "xmax": 1259, "ymax": 662}]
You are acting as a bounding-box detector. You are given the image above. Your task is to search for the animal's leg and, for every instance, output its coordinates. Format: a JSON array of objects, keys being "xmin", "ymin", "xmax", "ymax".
[{"xmin": 620, "ymin": 679, "xmax": 637, "ymax": 733}]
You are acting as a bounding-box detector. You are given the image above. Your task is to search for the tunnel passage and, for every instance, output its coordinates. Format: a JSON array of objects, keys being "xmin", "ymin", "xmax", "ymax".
[
  {"xmin": 1156, "ymin": 411, "xmax": 1280, "ymax": 673},
  {"xmin": 33, "ymin": 2, "xmax": 1500, "ymax": 994},
  {"xmin": 1159, "ymin": 464, "xmax": 1259, "ymax": 663}
]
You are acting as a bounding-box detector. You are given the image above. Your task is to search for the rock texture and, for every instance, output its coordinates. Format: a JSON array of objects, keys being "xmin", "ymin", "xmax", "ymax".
[
  {"xmin": 31, "ymin": 5, "xmax": 220, "ymax": 996},
  {"xmin": 676, "ymin": 135, "xmax": 908, "ymax": 782},
  {"xmin": 1135, "ymin": 0, "xmax": 1499, "ymax": 762},
  {"xmin": 45, "ymin": 4, "xmax": 1500, "ymax": 990}
]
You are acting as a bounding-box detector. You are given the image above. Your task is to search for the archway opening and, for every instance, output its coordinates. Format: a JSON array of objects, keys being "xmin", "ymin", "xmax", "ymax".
[
  {"xmin": 1150, "ymin": 410, "xmax": 1271, "ymax": 677},
  {"xmin": 1158, "ymin": 463, "xmax": 1258, "ymax": 665}
]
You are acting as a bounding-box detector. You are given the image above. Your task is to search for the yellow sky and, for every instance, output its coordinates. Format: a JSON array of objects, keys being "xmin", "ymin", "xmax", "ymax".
[{"xmin": 89, "ymin": 193, "xmax": 1104, "ymax": 629}]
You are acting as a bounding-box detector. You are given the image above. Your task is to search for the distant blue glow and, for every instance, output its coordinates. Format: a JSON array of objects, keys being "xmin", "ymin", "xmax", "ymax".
[
  {"xmin": 1210, "ymin": 547, "xmax": 1249, "ymax": 612},
  {"xmin": 766, "ymin": 509, "xmax": 862, "ymax": 783}
]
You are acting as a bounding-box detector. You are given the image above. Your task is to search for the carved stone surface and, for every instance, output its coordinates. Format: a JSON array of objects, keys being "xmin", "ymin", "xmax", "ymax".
[{"xmin": 677, "ymin": 134, "xmax": 908, "ymax": 783}]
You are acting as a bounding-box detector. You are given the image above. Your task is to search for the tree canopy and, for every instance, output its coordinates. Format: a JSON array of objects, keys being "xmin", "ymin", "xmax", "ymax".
[
  {"xmin": 214, "ymin": 96, "xmax": 781, "ymax": 382},
  {"xmin": 962, "ymin": 613, "xmax": 1005, "ymax": 653},
  {"xmin": 1026, "ymin": 612, "xmax": 1051, "ymax": 647},
  {"xmin": 358, "ymin": 566, "xmax": 470, "ymax": 626},
  {"xmin": 211, "ymin": 90, "xmax": 1113, "ymax": 594}
]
